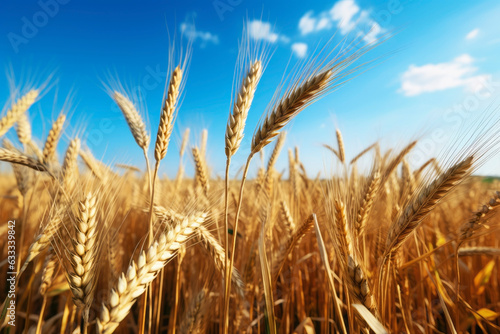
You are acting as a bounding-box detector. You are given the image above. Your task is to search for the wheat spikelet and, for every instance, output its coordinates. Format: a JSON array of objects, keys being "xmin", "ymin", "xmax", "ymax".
[
  {"xmin": 385, "ymin": 156, "xmax": 473, "ymax": 259},
  {"xmin": 0, "ymin": 89, "xmax": 39, "ymax": 137},
  {"xmin": 251, "ymin": 70, "xmax": 332, "ymax": 155},
  {"xmin": 97, "ymin": 213, "xmax": 206, "ymax": 334},
  {"xmin": 356, "ymin": 171, "xmax": 380, "ymax": 236},
  {"xmin": 192, "ymin": 147, "xmax": 209, "ymax": 196},
  {"xmin": 336, "ymin": 129, "xmax": 345, "ymax": 163},
  {"xmin": 459, "ymin": 191, "xmax": 500, "ymax": 240},
  {"xmin": 39, "ymin": 248, "xmax": 58, "ymax": 296},
  {"xmin": 0, "ymin": 148, "xmax": 50, "ymax": 174},
  {"xmin": 272, "ymin": 214, "xmax": 314, "ymax": 283},
  {"xmin": 113, "ymin": 91, "xmax": 150, "ymax": 150},
  {"xmin": 197, "ymin": 225, "xmax": 245, "ymax": 296},
  {"xmin": 67, "ymin": 193, "xmax": 99, "ymax": 319},
  {"xmin": 155, "ymin": 66, "xmax": 182, "ymax": 162},
  {"xmin": 225, "ymin": 60, "xmax": 262, "ymax": 157},
  {"xmin": 42, "ymin": 113, "xmax": 66, "ymax": 163},
  {"xmin": 347, "ymin": 255, "xmax": 375, "ymax": 311}
]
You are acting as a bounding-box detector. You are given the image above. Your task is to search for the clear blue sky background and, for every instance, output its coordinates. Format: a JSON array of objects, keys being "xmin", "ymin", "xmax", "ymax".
[{"xmin": 1, "ymin": 0, "xmax": 500, "ymax": 178}]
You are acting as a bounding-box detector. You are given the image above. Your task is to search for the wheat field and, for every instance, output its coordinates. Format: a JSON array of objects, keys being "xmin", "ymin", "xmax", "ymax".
[{"xmin": 1, "ymin": 30, "xmax": 500, "ymax": 334}]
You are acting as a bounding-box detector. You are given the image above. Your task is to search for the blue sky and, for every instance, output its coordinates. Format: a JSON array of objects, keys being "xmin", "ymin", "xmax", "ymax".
[{"xmin": 1, "ymin": 0, "xmax": 500, "ymax": 177}]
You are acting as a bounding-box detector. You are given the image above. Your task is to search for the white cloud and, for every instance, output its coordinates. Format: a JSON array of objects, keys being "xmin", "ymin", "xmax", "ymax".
[
  {"xmin": 330, "ymin": 0, "xmax": 360, "ymax": 34},
  {"xmin": 298, "ymin": 0, "xmax": 383, "ymax": 42},
  {"xmin": 181, "ymin": 22, "xmax": 219, "ymax": 47},
  {"xmin": 399, "ymin": 54, "xmax": 491, "ymax": 96},
  {"xmin": 248, "ymin": 20, "xmax": 289, "ymax": 43},
  {"xmin": 466, "ymin": 28, "xmax": 480, "ymax": 40},
  {"xmin": 292, "ymin": 43, "xmax": 308, "ymax": 58}
]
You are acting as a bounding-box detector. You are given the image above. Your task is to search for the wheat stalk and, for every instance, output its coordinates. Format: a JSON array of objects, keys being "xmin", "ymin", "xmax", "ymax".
[
  {"xmin": 42, "ymin": 113, "xmax": 66, "ymax": 163},
  {"xmin": 225, "ymin": 60, "xmax": 262, "ymax": 158},
  {"xmin": 97, "ymin": 213, "xmax": 206, "ymax": 334},
  {"xmin": 0, "ymin": 89, "xmax": 39, "ymax": 138}
]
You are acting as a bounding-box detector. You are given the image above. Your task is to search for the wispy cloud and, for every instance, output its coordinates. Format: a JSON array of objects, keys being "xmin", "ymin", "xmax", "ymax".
[
  {"xmin": 247, "ymin": 20, "xmax": 289, "ymax": 43},
  {"xmin": 181, "ymin": 21, "xmax": 219, "ymax": 47},
  {"xmin": 298, "ymin": 0, "xmax": 383, "ymax": 43},
  {"xmin": 465, "ymin": 28, "xmax": 480, "ymax": 40},
  {"xmin": 399, "ymin": 54, "xmax": 491, "ymax": 96},
  {"xmin": 291, "ymin": 43, "xmax": 308, "ymax": 58}
]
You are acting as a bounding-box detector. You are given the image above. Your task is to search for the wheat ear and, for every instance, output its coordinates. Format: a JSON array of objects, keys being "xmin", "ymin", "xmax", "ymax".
[
  {"xmin": 280, "ymin": 201, "xmax": 295, "ymax": 237},
  {"xmin": 197, "ymin": 225, "xmax": 245, "ymax": 296},
  {"xmin": 97, "ymin": 213, "xmax": 206, "ymax": 334},
  {"xmin": 154, "ymin": 66, "xmax": 182, "ymax": 162},
  {"xmin": 347, "ymin": 255, "xmax": 376, "ymax": 312},
  {"xmin": 384, "ymin": 156, "xmax": 473, "ymax": 259},
  {"xmin": 0, "ymin": 148, "xmax": 50, "ymax": 174},
  {"xmin": 356, "ymin": 171, "xmax": 380, "ymax": 236},
  {"xmin": 272, "ymin": 214, "xmax": 314, "ymax": 283},
  {"xmin": 336, "ymin": 129, "xmax": 345, "ymax": 163},
  {"xmin": 61, "ymin": 138, "xmax": 80, "ymax": 190},
  {"xmin": 382, "ymin": 141, "xmax": 417, "ymax": 183},
  {"xmin": 335, "ymin": 199, "xmax": 352, "ymax": 260},
  {"xmin": 113, "ymin": 91, "xmax": 150, "ymax": 150},
  {"xmin": 39, "ymin": 248, "xmax": 58, "ymax": 296},
  {"xmin": 79, "ymin": 149, "xmax": 105, "ymax": 181},
  {"xmin": 67, "ymin": 193, "xmax": 99, "ymax": 318},
  {"xmin": 42, "ymin": 113, "xmax": 66, "ymax": 163},
  {"xmin": 192, "ymin": 147, "xmax": 209, "ymax": 196},
  {"xmin": 251, "ymin": 70, "xmax": 332, "ymax": 154},
  {"xmin": 225, "ymin": 60, "xmax": 262, "ymax": 158},
  {"xmin": 0, "ymin": 89, "xmax": 39, "ymax": 137},
  {"xmin": 459, "ymin": 191, "xmax": 500, "ymax": 241},
  {"xmin": 19, "ymin": 216, "xmax": 61, "ymax": 276}
]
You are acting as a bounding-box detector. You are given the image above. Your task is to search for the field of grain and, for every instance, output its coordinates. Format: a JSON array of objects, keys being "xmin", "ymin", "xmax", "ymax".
[{"xmin": 1, "ymin": 31, "xmax": 500, "ymax": 334}]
